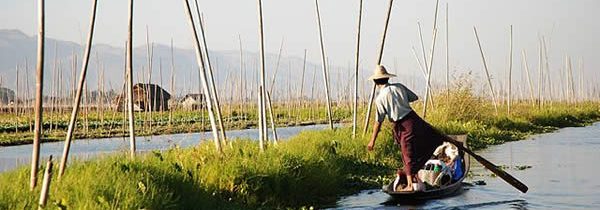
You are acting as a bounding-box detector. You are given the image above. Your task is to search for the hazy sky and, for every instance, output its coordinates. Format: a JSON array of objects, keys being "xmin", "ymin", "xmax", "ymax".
[{"xmin": 1, "ymin": 0, "xmax": 599, "ymax": 92}]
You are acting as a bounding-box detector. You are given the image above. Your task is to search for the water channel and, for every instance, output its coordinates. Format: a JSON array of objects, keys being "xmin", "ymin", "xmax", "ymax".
[{"xmin": 333, "ymin": 122, "xmax": 600, "ymax": 209}]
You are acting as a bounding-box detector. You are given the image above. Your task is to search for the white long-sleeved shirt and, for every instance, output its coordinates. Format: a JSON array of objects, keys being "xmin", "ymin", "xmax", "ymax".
[{"xmin": 375, "ymin": 83, "xmax": 418, "ymax": 123}]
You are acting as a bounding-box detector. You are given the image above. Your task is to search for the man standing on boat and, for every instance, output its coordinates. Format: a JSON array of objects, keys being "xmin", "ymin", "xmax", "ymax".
[{"xmin": 366, "ymin": 65, "xmax": 445, "ymax": 192}]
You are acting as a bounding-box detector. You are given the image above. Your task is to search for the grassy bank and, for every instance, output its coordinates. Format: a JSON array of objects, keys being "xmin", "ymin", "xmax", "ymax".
[{"xmin": 1, "ymin": 97, "xmax": 599, "ymax": 209}]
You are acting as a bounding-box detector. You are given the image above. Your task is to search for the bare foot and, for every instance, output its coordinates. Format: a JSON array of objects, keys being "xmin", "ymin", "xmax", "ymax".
[{"xmin": 398, "ymin": 185, "xmax": 414, "ymax": 192}]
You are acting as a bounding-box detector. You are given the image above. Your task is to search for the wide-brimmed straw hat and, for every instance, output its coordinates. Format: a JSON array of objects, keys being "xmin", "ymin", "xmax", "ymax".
[{"xmin": 368, "ymin": 65, "xmax": 396, "ymax": 80}]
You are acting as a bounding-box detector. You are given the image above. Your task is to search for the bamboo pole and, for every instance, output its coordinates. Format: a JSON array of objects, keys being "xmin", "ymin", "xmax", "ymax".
[
  {"xmin": 30, "ymin": 0, "xmax": 45, "ymax": 191},
  {"xmin": 258, "ymin": 85, "xmax": 264, "ymax": 148},
  {"xmin": 423, "ymin": 0, "xmax": 440, "ymax": 114},
  {"xmin": 411, "ymin": 46, "xmax": 428, "ymax": 79},
  {"xmin": 473, "ymin": 26, "xmax": 498, "ymax": 114},
  {"xmin": 50, "ymin": 46, "xmax": 57, "ymax": 131},
  {"xmin": 363, "ymin": 0, "xmax": 394, "ymax": 134},
  {"xmin": 269, "ymin": 38, "xmax": 285, "ymax": 95},
  {"xmin": 257, "ymin": 0, "xmax": 268, "ymax": 149},
  {"xmin": 14, "ymin": 64, "xmax": 19, "ymax": 116},
  {"xmin": 422, "ymin": 29, "xmax": 439, "ymax": 118},
  {"xmin": 507, "ymin": 25, "xmax": 513, "ymax": 115},
  {"xmin": 126, "ymin": 0, "xmax": 136, "ymax": 159},
  {"xmin": 521, "ymin": 50, "xmax": 535, "ymax": 104},
  {"xmin": 578, "ymin": 58, "xmax": 584, "ymax": 101},
  {"xmin": 266, "ymin": 91, "xmax": 278, "ymax": 144},
  {"xmin": 445, "ymin": 3, "xmax": 450, "ymax": 103},
  {"xmin": 183, "ymin": 0, "xmax": 221, "ymax": 153},
  {"xmin": 159, "ymin": 60, "xmax": 164, "ymax": 122},
  {"xmin": 299, "ymin": 49, "xmax": 307, "ymax": 112},
  {"xmin": 537, "ymin": 44, "xmax": 543, "ymax": 107},
  {"xmin": 169, "ymin": 39, "xmax": 175, "ymax": 126},
  {"xmin": 120, "ymin": 41, "xmax": 128, "ymax": 135},
  {"xmin": 238, "ymin": 35, "xmax": 244, "ymax": 114},
  {"xmin": 25, "ymin": 60, "xmax": 31, "ymax": 125},
  {"xmin": 58, "ymin": 0, "xmax": 98, "ymax": 178},
  {"xmin": 416, "ymin": 23, "xmax": 435, "ymax": 108},
  {"xmin": 542, "ymin": 37, "xmax": 552, "ymax": 101},
  {"xmin": 567, "ymin": 56, "xmax": 575, "ymax": 103},
  {"xmin": 38, "ymin": 156, "xmax": 53, "ymax": 210},
  {"xmin": 315, "ymin": 0, "xmax": 334, "ymax": 130},
  {"xmin": 352, "ymin": 0, "xmax": 363, "ymax": 139},
  {"xmin": 145, "ymin": 27, "xmax": 154, "ymax": 130},
  {"xmin": 193, "ymin": 0, "xmax": 227, "ymax": 144}
]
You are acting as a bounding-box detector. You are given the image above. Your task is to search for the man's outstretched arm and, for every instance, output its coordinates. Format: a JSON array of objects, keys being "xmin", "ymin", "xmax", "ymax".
[{"xmin": 367, "ymin": 121, "xmax": 383, "ymax": 151}]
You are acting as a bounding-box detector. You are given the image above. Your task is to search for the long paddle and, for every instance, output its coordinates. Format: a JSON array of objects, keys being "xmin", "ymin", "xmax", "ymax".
[{"xmin": 445, "ymin": 136, "xmax": 529, "ymax": 193}]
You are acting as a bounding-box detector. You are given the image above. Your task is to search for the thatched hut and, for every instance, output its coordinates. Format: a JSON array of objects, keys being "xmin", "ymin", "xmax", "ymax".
[
  {"xmin": 114, "ymin": 83, "xmax": 171, "ymax": 111},
  {"xmin": 181, "ymin": 93, "xmax": 205, "ymax": 110}
]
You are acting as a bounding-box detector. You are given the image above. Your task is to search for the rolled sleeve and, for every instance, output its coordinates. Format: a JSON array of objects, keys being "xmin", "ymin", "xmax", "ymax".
[{"xmin": 406, "ymin": 87, "xmax": 419, "ymax": 102}]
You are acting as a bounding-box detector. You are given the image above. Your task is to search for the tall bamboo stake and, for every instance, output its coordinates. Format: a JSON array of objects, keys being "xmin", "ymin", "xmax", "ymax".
[
  {"xmin": 38, "ymin": 156, "xmax": 53, "ymax": 210},
  {"xmin": 315, "ymin": 0, "xmax": 334, "ymax": 130},
  {"xmin": 578, "ymin": 58, "xmax": 584, "ymax": 101},
  {"xmin": 169, "ymin": 39, "xmax": 175, "ymax": 126},
  {"xmin": 445, "ymin": 3, "xmax": 450, "ymax": 103},
  {"xmin": 507, "ymin": 25, "xmax": 513, "ymax": 115},
  {"xmin": 299, "ymin": 49, "xmax": 307, "ymax": 109},
  {"xmin": 542, "ymin": 37, "xmax": 552, "ymax": 101},
  {"xmin": 521, "ymin": 50, "xmax": 535, "ymax": 104},
  {"xmin": 58, "ymin": 0, "xmax": 98, "ymax": 178},
  {"xmin": 363, "ymin": 0, "xmax": 394, "ymax": 134},
  {"xmin": 183, "ymin": 0, "xmax": 221, "ymax": 153},
  {"xmin": 422, "ymin": 29, "xmax": 439, "ymax": 118},
  {"xmin": 126, "ymin": 0, "xmax": 136, "ymax": 159},
  {"xmin": 538, "ymin": 44, "xmax": 543, "ymax": 107},
  {"xmin": 258, "ymin": 85, "xmax": 264, "ymax": 148},
  {"xmin": 238, "ymin": 35, "xmax": 244, "ymax": 114},
  {"xmin": 257, "ymin": 0, "xmax": 268, "ymax": 148},
  {"xmin": 30, "ymin": 0, "xmax": 45, "ymax": 190},
  {"xmin": 145, "ymin": 27, "xmax": 154, "ymax": 129},
  {"xmin": 411, "ymin": 46, "xmax": 428, "ymax": 79},
  {"xmin": 352, "ymin": 0, "xmax": 363, "ymax": 138},
  {"xmin": 50, "ymin": 46, "xmax": 57, "ymax": 131},
  {"xmin": 423, "ymin": 0, "xmax": 440, "ymax": 114},
  {"xmin": 473, "ymin": 26, "xmax": 498, "ymax": 114},
  {"xmin": 270, "ymin": 38, "xmax": 285, "ymax": 94},
  {"xmin": 566, "ymin": 56, "xmax": 575, "ymax": 103},
  {"xmin": 14, "ymin": 64, "xmax": 19, "ymax": 116},
  {"xmin": 416, "ymin": 23, "xmax": 436, "ymax": 109},
  {"xmin": 193, "ymin": 0, "xmax": 227, "ymax": 144},
  {"xmin": 266, "ymin": 91, "xmax": 278, "ymax": 144}
]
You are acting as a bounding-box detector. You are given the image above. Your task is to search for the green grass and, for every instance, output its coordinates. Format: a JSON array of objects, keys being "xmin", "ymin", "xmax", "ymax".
[
  {"xmin": 0, "ymin": 127, "xmax": 400, "ymax": 209},
  {"xmin": 2, "ymin": 84, "xmax": 600, "ymax": 208}
]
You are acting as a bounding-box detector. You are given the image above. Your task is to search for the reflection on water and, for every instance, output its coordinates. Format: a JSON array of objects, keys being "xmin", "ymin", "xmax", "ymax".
[
  {"xmin": 333, "ymin": 122, "xmax": 600, "ymax": 210},
  {"xmin": 0, "ymin": 124, "xmax": 333, "ymax": 172}
]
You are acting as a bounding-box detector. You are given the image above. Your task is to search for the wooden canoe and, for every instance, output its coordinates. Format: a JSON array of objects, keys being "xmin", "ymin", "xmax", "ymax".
[{"xmin": 382, "ymin": 135, "xmax": 470, "ymax": 200}]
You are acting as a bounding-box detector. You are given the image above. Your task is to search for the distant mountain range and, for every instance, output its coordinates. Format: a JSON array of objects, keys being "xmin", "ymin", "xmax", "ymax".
[{"xmin": 0, "ymin": 29, "xmax": 418, "ymax": 100}]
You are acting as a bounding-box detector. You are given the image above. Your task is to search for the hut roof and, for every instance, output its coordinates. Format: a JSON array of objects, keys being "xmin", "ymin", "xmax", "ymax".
[{"xmin": 133, "ymin": 83, "xmax": 171, "ymax": 100}]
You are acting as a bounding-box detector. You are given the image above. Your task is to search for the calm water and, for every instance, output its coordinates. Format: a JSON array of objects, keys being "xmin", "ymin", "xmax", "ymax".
[
  {"xmin": 0, "ymin": 124, "xmax": 334, "ymax": 172},
  {"xmin": 333, "ymin": 122, "xmax": 600, "ymax": 209}
]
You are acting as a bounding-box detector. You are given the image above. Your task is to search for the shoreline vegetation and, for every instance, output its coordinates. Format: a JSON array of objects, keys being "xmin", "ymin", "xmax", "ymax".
[
  {"xmin": 1, "ymin": 89, "xmax": 600, "ymax": 209},
  {"xmin": 0, "ymin": 106, "xmax": 350, "ymax": 147}
]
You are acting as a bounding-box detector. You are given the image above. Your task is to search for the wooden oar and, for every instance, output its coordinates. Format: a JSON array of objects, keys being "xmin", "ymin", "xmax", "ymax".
[{"xmin": 445, "ymin": 136, "xmax": 529, "ymax": 193}]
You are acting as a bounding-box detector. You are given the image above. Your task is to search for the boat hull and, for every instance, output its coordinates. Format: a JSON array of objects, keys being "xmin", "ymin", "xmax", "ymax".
[{"xmin": 382, "ymin": 135, "xmax": 470, "ymax": 201}]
